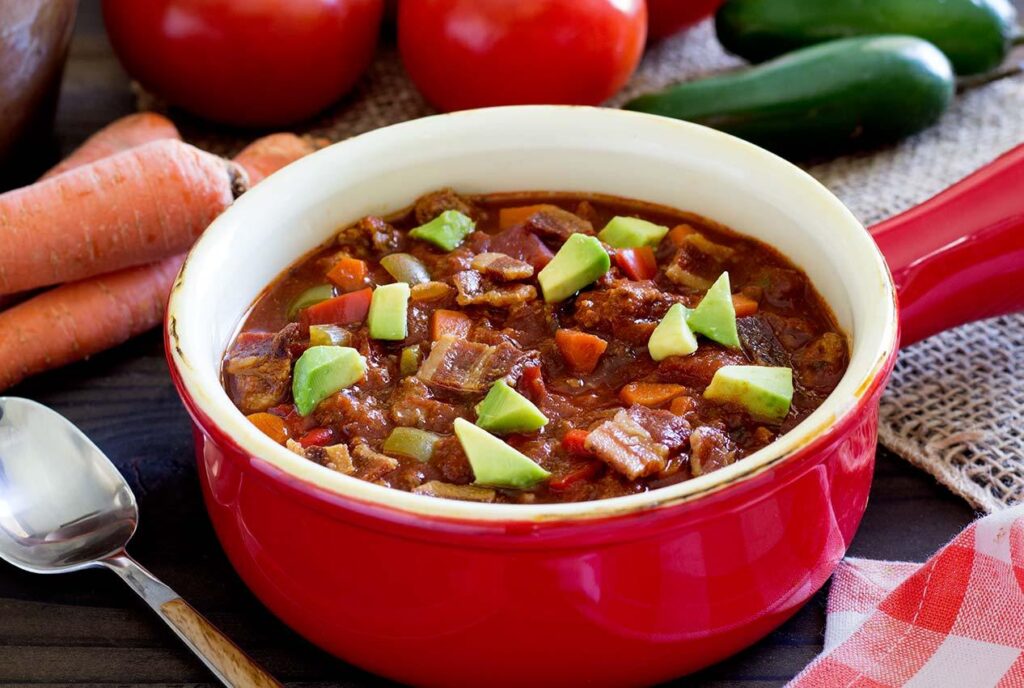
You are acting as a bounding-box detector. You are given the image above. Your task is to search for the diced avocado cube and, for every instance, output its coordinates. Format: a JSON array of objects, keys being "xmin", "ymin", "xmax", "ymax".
[
  {"xmin": 287, "ymin": 284, "xmax": 334, "ymax": 319},
  {"xmin": 382, "ymin": 427, "xmax": 439, "ymax": 462},
  {"xmin": 475, "ymin": 380, "xmax": 548, "ymax": 434},
  {"xmin": 598, "ymin": 216, "xmax": 669, "ymax": 248},
  {"xmin": 686, "ymin": 272, "xmax": 740, "ymax": 349},
  {"xmin": 648, "ymin": 303, "xmax": 698, "ymax": 361},
  {"xmin": 537, "ymin": 233, "xmax": 610, "ymax": 303},
  {"xmin": 368, "ymin": 283, "xmax": 410, "ymax": 340},
  {"xmin": 409, "ymin": 210, "xmax": 475, "ymax": 251},
  {"xmin": 453, "ymin": 418, "xmax": 551, "ymax": 489},
  {"xmin": 704, "ymin": 365, "xmax": 793, "ymax": 422},
  {"xmin": 292, "ymin": 346, "xmax": 367, "ymax": 416}
]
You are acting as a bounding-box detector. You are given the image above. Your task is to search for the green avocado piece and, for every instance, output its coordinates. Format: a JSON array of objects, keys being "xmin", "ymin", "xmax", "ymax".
[
  {"xmin": 537, "ymin": 233, "xmax": 611, "ymax": 303},
  {"xmin": 368, "ymin": 283, "xmax": 410, "ymax": 340},
  {"xmin": 292, "ymin": 346, "xmax": 367, "ymax": 416},
  {"xmin": 453, "ymin": 418, "xmax": 551, "ymax": 489},
  {"xmin": 598, "ymin": 216, "xmax": 670, "ymax": 248},
  {"xmin": 409, "ymin": 210, "xmax": 475, "ymax": 251},
  {"xmin": 648, "ymin": 303, "xmax": 699, "ymax": 361},
  {"xmin": 704, "ymin": 365, "xmax": 793, "ymax": 422},
  {"xmin": 686, "ymin": 272, "xmax": 740, "ymax": 349},
  {"xmin": 475, "ymin": 380, "xmax": 549, "ymax": 434}
]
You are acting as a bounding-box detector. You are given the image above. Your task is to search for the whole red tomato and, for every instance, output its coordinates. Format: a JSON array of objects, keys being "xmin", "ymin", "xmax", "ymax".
[
  {"xmin": 647, "ymin": 0, "xmax": 725, "ymax": 40},
  {"xmin": 102, "ymin": 0, "xmax": 383, "ymax": 127},
  {"xmin": 398, "ymin": 0, "xmax": 647, "ymax": 112}
]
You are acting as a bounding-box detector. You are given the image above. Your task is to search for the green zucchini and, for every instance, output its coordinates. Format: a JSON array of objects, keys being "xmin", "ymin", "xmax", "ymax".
[
  {"xmin": 716, "ymin": 0, "xmax": 1019, "ymax": 75},
  {"xmin": 623, "ymin": 36, "xmax": 954, "ymax": 158}
]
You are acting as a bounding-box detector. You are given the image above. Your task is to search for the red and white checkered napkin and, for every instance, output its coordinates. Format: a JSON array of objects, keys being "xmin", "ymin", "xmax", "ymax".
[{"xmin": 789, "ymin": 506, "xmax": 1024, "ymax": 688}]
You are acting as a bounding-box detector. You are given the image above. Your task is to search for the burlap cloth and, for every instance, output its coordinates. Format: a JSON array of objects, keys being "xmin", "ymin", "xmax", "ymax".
[{"xmin": 147, "ymin": 23, "xmax": 1024, "ymax": 513}]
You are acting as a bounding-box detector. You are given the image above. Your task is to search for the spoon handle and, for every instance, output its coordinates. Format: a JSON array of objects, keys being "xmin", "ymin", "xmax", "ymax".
[{"xmin": 103, "ymin": 553, "xmax": 282, "ymax": 688}]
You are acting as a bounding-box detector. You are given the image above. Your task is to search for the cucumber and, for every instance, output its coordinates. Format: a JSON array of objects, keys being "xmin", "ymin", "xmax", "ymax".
[
  {"xmin": 716, "ymin": 0, "xmax": 1019, "ymax": 75},
  {"xmin": 623, "ymin": 36, "xmax": 954, "ymax": 158}
]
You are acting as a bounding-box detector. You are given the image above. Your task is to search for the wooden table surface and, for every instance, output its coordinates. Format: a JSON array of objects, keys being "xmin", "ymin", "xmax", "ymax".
[{"xmin": 2, "ymin": 5, "xmax": 984, "ymax": 687}]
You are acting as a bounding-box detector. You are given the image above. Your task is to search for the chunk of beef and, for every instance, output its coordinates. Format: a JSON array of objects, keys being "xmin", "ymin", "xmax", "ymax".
[
  {"xmin": 389, "ymin": 377, "xmax": 466, "ymax": 432},
  {"xmin": 754, "ymin": 267, "xmax": 807, "ymax": 309},
  {"xmin": 574, "ymin": 280, "xmax": 679, "ymax": 344},
  {"xmin": 313, "ymin": 391, "xmax": 389, "ymax": 442},
  {"xmin": 521, "ymin": 206, "xmax": 593, "ymax": 243},
  {"xmin": 470, "ymin": 252, "xmax": 534, "ymax": 281},
  {"xmin": 625, "ymin": 405, "xmax": 691, "ymax": 453},
  {"xmin": 663, "ymin": 232, "xmax": 734, "ymax": 291},
  {"xmin": 584, "ymin": 408, "xmax": 669, "ymax": 480},
  {"xmin": 573, "ymin": 200, "xmax": 601, "ymax": 226},
  {"xmin": 689, "ymin": 426, "xmax": 737, "ymax": 476},
  {"xmin": 417, "ymin": 335, "xmax": 537, "ymax": 393},
  {"xmin": 738, "ymin": 315, "xmax": 791, "ymax": 368},
  {"xmin": 502, "ymin": 301, "xmax": 557, "ymax": 348},
  {"xmin": 452, "ymin": 270, "xmax": 537, "ymax": 308},
  {"xmin": 414, "ymin": 188, "xmax": 479, "ymax": 224},
  {"xmin": 223, "ymin": 324, "xmax": 300, "ymax": 414},
  {"xmin": 793, "ymin": 332, "xmax": 848, "ymax": 392},
  {"xmin": 352, "ymin": 443, "xmax": 400, "ymax": 482},
  {"xmin": 489, "ymin": 225, "xmax": 554, "ymax": 270},
  {"xmin": 413, "ymin": 481, "xmax": 496, "ymax": 503},
  {"xmin": 657, "ymin": 345, "xmax": 747, "ymax": 388},
  {"xmin": 337, "ymin": 215, "xmax": 404, "ymax": 254},
  {"xmin": 763, "ymin": 312, "xmax": 816, "ymax": 350},
  {"xmin": 430, "ymin": 435, "xmax": 474, "ymax": 483},
  {"xmin": 287, "ymin": 440, "xmax": 355, "ymax": 474}
]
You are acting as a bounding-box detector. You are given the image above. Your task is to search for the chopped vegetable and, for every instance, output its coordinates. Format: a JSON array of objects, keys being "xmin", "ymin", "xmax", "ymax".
[
  {"xmin": 298, "ymin": 427, "xmax": 335, "ymax": 447},
  {"xmin": 453, "ymin": 418, "xmax": 551, "ymax": 489},
  {"xmin": 413, "ymin": 481, "xmax": 496, "ymax": 502},
  {"xmin": 411, "ymin": 281, "xmax": 452, "ymax": 302},
  {"xmin": 704, "ymin": 365, "xmax": 793, "ymax": 421},
  {"xmin": 561, "ymin": 429, "xmax": 592, "ymax": 456},
  {"xmin": 400, "ymin": 345, "xmax": 422, "ymax": 376},
  {"xmin": 614, "ymin": 246, "xmax": 658, "ymax": 280},
  {"xmin": 648, "ymin": 303, "xmax": 698, "ymax": 361},
  {"xmin": 409, "ymin": 209, "xmax": 475, "ymax": 251},
  {"xmin": 619, "ymin": 382, "xmax": 685, "ymax": 407},
  {"xmin": 292, "ymin": 346, "xmax": 367, "ymax": 415},
  {"xmin": 380, "ymin": 252, "xmax": 431, "ymax": 285},
  {"xmin": 686, "ymin": 273, "xmax": 741, "ymax": 349},
  {"xmin": 498, "ymin": 204, "xmax": 552, "ymax": 229},
  {"xmin": 598, "ymin": 216, "xmax": 669, "ymax": 248},
  {"xmin": 326, "ymin": 257, "xmax": 368, "ymax": 292},
  {"xmin": 669, "ymin": 395, "xmax": 696, "ymax": 416},
  {"xmin": 368, "ymin": 283, "xmax": 411, "ymax": 340},
  {"xmin": 475, "ymin": 380, "xmax": 549, "ymax": 434},
  {"xmin": 287, "ymin": 284, "xmax": 335, "ymax": 319},
  {"xmin": 382, "ymin": 427, "xmax": 440, "ymax": 462},
  {"xmin": 549, "ymin": 461, "xmax": 601, "ymax": 491},
  {"xmin": 246, "ymin": 412, "xmax": 288, "ymax": 444},
  {"xmin": 667, "ymin": 224, "xmax": 696, "ymax": 246},
  {"xmin": 555, "ymin": 329, "xmax": 608, "ymax": 374},
  {"xmin": 537, "ymin": 234, "xmax": 610, "ymax": 303},
  {"xmin": 431, "ymin": 309, "xmax": 472, "ymax": 341},
  {"xmin": 300, "ymin": 287, "xmax": 372, "ymax": 327},
  {"xmin": 732, "ymin": 293, "xmax": 759, "ymax": 317},
  {"xmin": 309, "ymin": 324, "xmax": 351, "ymax": 347}
]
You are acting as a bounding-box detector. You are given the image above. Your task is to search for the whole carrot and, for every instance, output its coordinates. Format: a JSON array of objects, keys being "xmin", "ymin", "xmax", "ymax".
[
  {"xmin": 233, "ymin": 133, "xmax": 322, "ymax": 185},
  {"xmin": 0, "ymin": 139, "xmax": 246, "ymax": 296},
  {"xmin": 0, "ymin": 132, "xmax": 319, "ymax": 391},
  {"xmin": 41, "ymin": 112, "xmax": 181, "ymax": 180}
]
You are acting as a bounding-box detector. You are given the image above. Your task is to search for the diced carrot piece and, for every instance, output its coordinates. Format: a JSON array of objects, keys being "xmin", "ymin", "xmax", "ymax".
[
  {"xmin": 549, "ymin": 461, "xmax": 601, "ymax": 490},
  {"xmin": 555, "ymin": 329, "xmax": 608, "ymax": 375},
  {"xmin": 667, "ymin": 224, "xmax": 696, "ymax": 247},
  {"xmin": 614, "ymin": 246, "xmax": 658, "ymax": 280},
  {"xmin": 247, "ymin": 412, "xmax": 288, "ymax": 444},
  {"xmin": 619, "ymin": 382, "xmax": 685, "ymax": 407},
  {"xmin": 298, "ymin": 427, "xmax": 335, "ymax": 447},
  {"xmin": 326, "ymin": 257, "xmax": 367, "ymax": 292},
  {"xmin": 301, "ymin": 287, "xmax": 372, "ymax": 327},
  {"xmin": 431, "ymin": 309, "xmax": 472, "ymax": 341},
  {"xmin": 561, "ymin": 429, "xmax": 592, "ymax": 456},
  {"xmin": 669, "ymin": 395, "xmax": 696, "ymax": 416},
  {"xmin": 498, "ymin": 204, "xmax": 553, "ymax": 230},
  {"xmin": 732, "ymin": 293, "xmax": 759, "ymax": 317}
]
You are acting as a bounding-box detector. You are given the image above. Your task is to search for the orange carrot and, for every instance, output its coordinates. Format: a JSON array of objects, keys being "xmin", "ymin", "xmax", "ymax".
[
  {"xmin": 619, "ymin": 382, "xmax": 685, "ymax": 407},
  {"xmin": 498, "ymin": 204, "xmax": 554, "ymax": 230},
  {"xmin": 41, "ymin": 113, "xmax": 182, "ymax": 180},
  {"xmin": 667, "ymin": 224, "xmax": 696, "ymax": 247},
  {"xmin": 247, "ymin": 412, "xmax": 288, "ymax": 444},
  {"xmin": 431, "ymin": 309, "xmax": 473, "ymax": 341},
  {"xmin": 555, "ymin": 329, "xmax": 608, "ymax": 374},
  {"xmin": 0, "ymin": 255, "xmax": 183, "ymax": 391},
  {"xmin": 232, "ymin": 133, "xmax": 322, "ymax": 185},
  {"xmin": 0, "ymin": 139, "xmax": 245, "ymax": 296},
  {"xmin": 327, "ymin": 257, "xmax": 368, "ymax": 292},
  {"xmin": 669, "ymin": 395, "xmax": 697, "ymax": 416},
  {"xmin": 732, "ymin": 293, "xmax": 759, "ymax": 317}
]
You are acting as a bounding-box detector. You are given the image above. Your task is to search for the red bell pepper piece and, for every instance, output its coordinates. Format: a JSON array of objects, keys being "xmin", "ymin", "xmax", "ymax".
[
  {"xmin": 561, "ymin": 429, "xmax": 592, "ymax": 457},
  {"xmin": 614, "ymin": 247, "xmax": 658, "ymax": 281},
  {"xmin": 301, "ymin": 287, "xmax": 372, "ymax": 327},
  {"xmin": 298, "ymin": 427, "xmax": 335, "ymax": 447},
  {"xmin": 549, "ymin": 461, "xmax": 601, "ymax": 491}
]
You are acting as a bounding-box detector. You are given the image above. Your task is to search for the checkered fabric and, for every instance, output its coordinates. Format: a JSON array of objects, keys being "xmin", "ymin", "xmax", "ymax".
[{"xmin": 789, "ymin": 507, "xmax": 1024, "ymax": 687}]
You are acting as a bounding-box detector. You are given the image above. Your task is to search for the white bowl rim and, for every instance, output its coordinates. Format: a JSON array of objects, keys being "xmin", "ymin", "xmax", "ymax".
[{"xmin": 167, "ymin": 105, "xmax": 898, "ymax": 524}]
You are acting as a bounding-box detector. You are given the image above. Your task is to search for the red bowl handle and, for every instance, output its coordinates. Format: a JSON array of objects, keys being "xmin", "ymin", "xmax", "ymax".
[{"xmin": 870, "ymin": 144, "xmax": 1024, "ymax": 347}]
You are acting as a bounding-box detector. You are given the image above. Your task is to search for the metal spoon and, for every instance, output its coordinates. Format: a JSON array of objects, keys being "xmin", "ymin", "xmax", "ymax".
[{"xmin": 0, "ymin": 397, "xmax": 280, "ymax": 688}]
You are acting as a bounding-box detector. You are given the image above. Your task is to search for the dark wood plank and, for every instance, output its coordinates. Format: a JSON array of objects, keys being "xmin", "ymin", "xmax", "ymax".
[{"xmin": 1, "ymin": 3, "xmax": 992, "ymax": 686}]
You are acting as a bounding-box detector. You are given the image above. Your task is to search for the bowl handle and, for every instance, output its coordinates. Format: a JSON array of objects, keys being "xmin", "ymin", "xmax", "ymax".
[{"xmin": 870, "ymin": 144, "xmax": 1024, "ymax": 347}]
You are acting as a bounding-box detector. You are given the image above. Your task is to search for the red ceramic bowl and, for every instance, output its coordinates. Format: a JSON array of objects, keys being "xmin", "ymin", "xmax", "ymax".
[{"xmin": 166, "ymin": 107, "xmax": 1024, "ymax": 687}]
